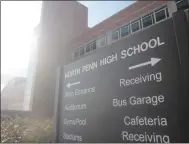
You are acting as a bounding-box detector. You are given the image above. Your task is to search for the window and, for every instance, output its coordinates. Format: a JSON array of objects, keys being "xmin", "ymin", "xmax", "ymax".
[
  {"xmin": 131, "ymin": 20, "xmax": 141, "ymax": 33},
  {"xmin": 86, "ymin": 44, "xmax": 91, "ymax": 53},
  {"xmin": 91, "ymin": 41, "xmax": 96, "ymax": 50},
  {"xmin": 112, "ymin": 30, "xmax": 119, "ymax": 41},
  {"xmin": 165, "ymin": 7, "xmax": 169, "ymax": 18},
  {"xmin": 155, "ymin": 7, "xmax": 166, "ymax": 22},
  {"xmin": 142, "ymin": 13, "xmax": 154, "ymax": 28},
  {"xmin": 176, "ymin": 0, "xmax": 189, "ymax": 10},
  {"xmin": 121, "ymin": 25, "xmax": 130, "ymax": 37},
  {"xmin": 79, "ymin": 47, "xmax": 85, "ymax": 56},
  {"xmin": 99, "ymin": 37, "xmax": 107, "ymax": 47},
  {"xmin": 74, "ymin": 50, "xmax": 80, "ymax": 59}
]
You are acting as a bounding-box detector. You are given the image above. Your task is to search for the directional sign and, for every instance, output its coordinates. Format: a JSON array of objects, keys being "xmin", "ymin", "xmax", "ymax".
[
  {"xmin": 129, "ymin": 57, "xmax": 161, "ymax": 70},
  {"xmin": 57, "ymin": 17, "xmax": 188, "ymax": 143},
  {"xmin": 66, "ymin": 81, "xmax": 80, "ymax": 88}
]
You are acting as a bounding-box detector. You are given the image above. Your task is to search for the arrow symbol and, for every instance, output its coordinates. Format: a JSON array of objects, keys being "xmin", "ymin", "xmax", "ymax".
[
  {"xmin": 129, "ymin": 58, "xmax": 161, "ymax": 70},
  {"xmin": 66, "ymin": 81, "xmax": 80, "ymax": 88}
]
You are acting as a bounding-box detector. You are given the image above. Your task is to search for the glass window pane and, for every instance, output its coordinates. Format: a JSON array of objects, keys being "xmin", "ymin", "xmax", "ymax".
[
  {"xmin": 131, "ymin": 20, "xmax": 140, "ymax": 33},
  {"xmin": 155, "ymin": 9, "xmax": 166, "ymax": 22},
  {"xmin": 80, "ymin": 47, "xmax": 85, "ymax": 56},
  {"xmin": 121, "ymin": 25, "xmax": 130, "ymax": 37},
  {"xmin": 92, "ymin": 41, "xmax": 96, "ymax": 50},
  {"xmin": 99, "ymin": 37, "xmax": 106, "ymax": 47},
  {"xmin": 86, "ymin": 44, "xmax": 91, "ymax": 53},
  {"xmin": 176, "ymin": 0, "xmax": 189, "ymax": 10},
  {"xmin": 74, "ymin": 50, "xmax": 79, "ymax": 59},
  {"xmin": 166, "ymin": 7, "xmax": 169, "ymax": 17},
  {"xmin": 142, "ymin": 14, "xmax": 153, "ymax": 28},
  {"xmin": 112, "ymin": 31, "xmax": 119, "ymax": 41}
]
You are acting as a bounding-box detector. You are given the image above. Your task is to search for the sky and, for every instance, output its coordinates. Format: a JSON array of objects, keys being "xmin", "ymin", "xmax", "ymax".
[
  {"xmin": 1, "ymin": 1, "xmax": 134, "ymax": 88},
  {"xmin": 1, "ymin": 1, "xmax": 42, "ymax": 76},
  {"xmin": 80, "ymin": 1, "xmax": 135, "ymax": 27},
  {"xmin": 1, "ymin": 1, "xmax": 42, "ymax": 89}
]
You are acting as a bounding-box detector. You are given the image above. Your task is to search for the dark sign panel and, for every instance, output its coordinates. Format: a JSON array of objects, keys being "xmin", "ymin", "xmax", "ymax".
[{"xmin": 58, "ymin": 18, "xmax": 187, "ymax": 143}]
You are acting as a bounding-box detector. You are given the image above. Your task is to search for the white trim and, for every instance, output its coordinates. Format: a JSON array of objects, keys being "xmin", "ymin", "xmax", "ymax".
[
  {"xmin": 141, "ymin": 17, "xmax": 143, "ymax": 29},
  {"xmin": 79, "ymin": 46, "xmax": 86, "ymax": 57},
  {"xmin": 91, "ymin": 40, "xmax": 97, "ymax": 51},
  {"xmin": 176, "ymin": 0, "xmax": 189, "ymax": 10},
  {"xmin": 85, "ymin": 43, "xmax": 92, "ymax": 53},
  {"xmin": 112, "ymin": 30, "xmax": 120, "ymax": 42},
  {"xmin": 129, "ymin": 21, "xmax": 132, "ymax": 34},
  {"xmin": 142, "ymin": 13, "xmax": 153, "ymax": 28},
  {"xmin": 176, "ymin": 0, "xmax": 186, "ymax": 4},
  {"xmin": 155, "ymin": 5, "xmax": 166, "ymax": 13},
  {"xmin": 111, "ymin": 4, "xmax": 168, "ymax": 35},
  {"xmin": 155, "ymin": 7, "xmax": 167, "ymax": 23},
  {"xmin": 76, "ymin": 39, "xmax": 96, "ymax": 52},
  {"xmin": 131, "ymin": 19, "xmax": 141, "ymax": 33},
  {"xmin": 120, "ymin": 24, "xmax": 130, "ymax": 38},
  {"xmin": 112, "ymin": 1, "xmax": 157, "ymax": 28},
  {"xmin": 73, "ymin": 5, "xmax": 170, "ymax": 61},
  {"xmin": 73, "ymin": 40, "xmax": 97, "ymax": 60},
  {"xmin": 153, "ymin": 10, "xmax": 157, "ymax": 23},
  {"xmin": 165, "ymin": 7, "xmax": 168, "ymax": 18}
]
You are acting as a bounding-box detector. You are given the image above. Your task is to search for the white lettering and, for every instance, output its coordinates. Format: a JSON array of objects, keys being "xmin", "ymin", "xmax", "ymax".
[
  {"xmin": 149, "ymin": 38, "xmax": 157, "ymax": 48},
  {"xmin": 82, "ymin": 62, "xmax": 98, "ymax": 72},
  {"xmin": 64, "ymin": 118, "xmax": 86, "ymax": 126},
  {"xmin": 129, "ymin": 95, "xmax": 164, "ymax": 106},
  {"xmin": 122, "ymin": 131, "xmax": 170, "ymax": 143},
  {"xmin": 120, "ymin": 72, "xmax": 162, "ymax": 87},
  {"xmin": 99, "ymin": 53, "xmax": 118, "ymax": 67},
  {"xmin": 121, "ymin": 37, "xmax": 165, "ymax": 59},
  {"xmin": 64, "ymin": 104, "xmax": 86, "ymax": 111},
  {"xmin": 113, "ymin": 98, "xmax": 127, "ymax": 107},
  {"xmin": 65, "ymin": 68, "xmax": 80, "ymax": 79},
  {"xmin": 124, "ymin": 116, "xmax": 167, "ymax": 126},
  {"xmin": 65, "ymin": 87, "xmax": 95, "ymax": 97},
  {"xmin": 63, "ymin": 132, "xmax": 82, "ymax": 142}
]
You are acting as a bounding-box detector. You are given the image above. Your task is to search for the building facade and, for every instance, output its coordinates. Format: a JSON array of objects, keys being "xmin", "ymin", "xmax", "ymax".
[
  {"xmin": 31, "ymin": 0, "xmax": 189, "ymax": 117},
  {"xmin": 23, "ymin": 26, "xmax": 39, "ymax": 111},
  {"xmin": 68, "ymin": 0, "xmax": 188, "ymax": 62}
]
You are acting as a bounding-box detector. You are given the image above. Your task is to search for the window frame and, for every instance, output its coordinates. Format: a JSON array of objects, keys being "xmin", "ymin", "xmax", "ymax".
[
  {"xmin": 142, "ymin": 13, "xmax": 154, "ymax": 28},
  {"xmin": 79, "ymin": 46, "xmax": 85, "ymax": 57},
  {"xmin": 73, "ymin": 49, "xmax": 80, "ymax": 59},
  {"xmin": 73, "ymin": 5, "xmax": 171, "ymax": 61},
  {"xmin": 112, "ymin": 30, "xmax": 120, "ymax": 42},
  {"xmin": 154, "ymin": 7, "xmax": 167, "ymax": 23},
  {"xmin": 120, "ymin": 24, "xmax": 130, "ymax": 38},
  {"xmin": 131, "ymin": 19, "xmax": 141, "ymax": 33},
  {"xmin": 165, "ymin": 7, "xmax": 169, "ymax": 18},
  {"xmin": 176, "ymin": 0, "xmax": 189, "ymax": 10},
  {"xmin": 85, "ymin": 43, "xmax": 92, "ymax": 53},
  {"xmin": 99, "ymin": 36, "xmax": 107, "ymax": 47},
  {"xmin": 91, "ymin": 40, "xmax": 97, "ymax": 51}
]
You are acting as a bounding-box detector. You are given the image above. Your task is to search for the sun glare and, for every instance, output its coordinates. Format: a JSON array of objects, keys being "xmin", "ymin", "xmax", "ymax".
[{"xmin": 1, "ymin": 1, "xmax": 42, "ymax": 77}]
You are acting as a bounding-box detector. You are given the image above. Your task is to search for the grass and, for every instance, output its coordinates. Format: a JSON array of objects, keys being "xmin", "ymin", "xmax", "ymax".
[{"xmin": 1, "ymin": 115, "xmax": 53, "ymax": 143}]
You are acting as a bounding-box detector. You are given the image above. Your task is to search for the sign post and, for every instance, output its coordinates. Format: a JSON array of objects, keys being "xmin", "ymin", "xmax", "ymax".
[{"xmin": 55, "ymin": 11, "xmax": 189, "ymax": 143}]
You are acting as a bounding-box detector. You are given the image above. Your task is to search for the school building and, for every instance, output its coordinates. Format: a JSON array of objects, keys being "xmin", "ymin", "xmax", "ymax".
[{"xmin": 28, "ymin": 0, "xmax": 189, "ymax": 117}]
